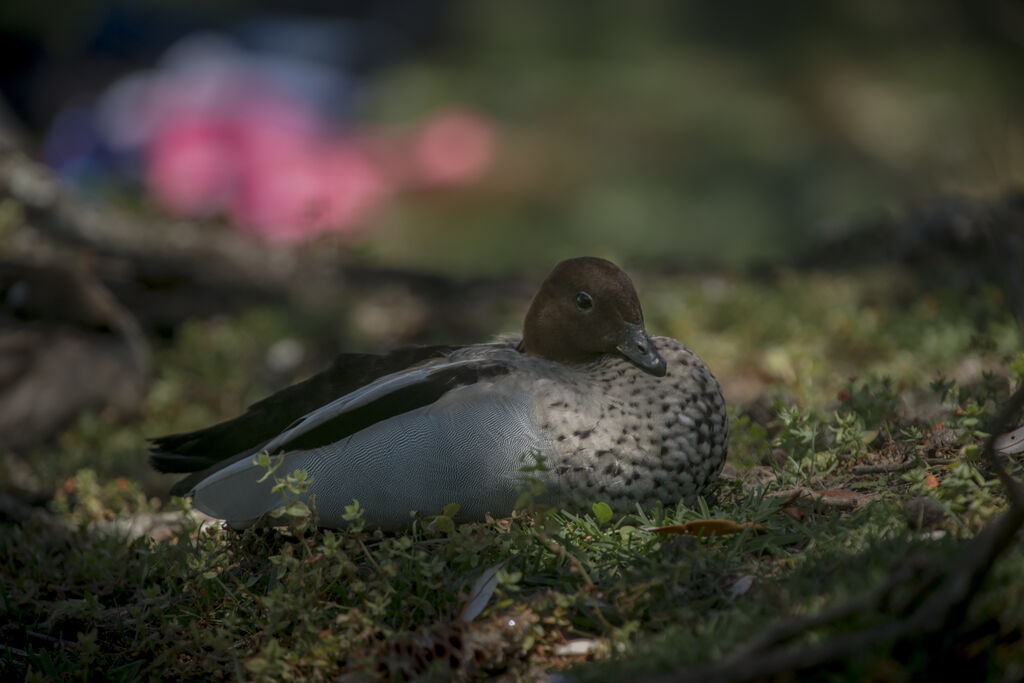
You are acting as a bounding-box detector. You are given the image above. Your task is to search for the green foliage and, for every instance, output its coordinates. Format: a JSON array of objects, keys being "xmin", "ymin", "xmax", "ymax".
[
  {"xmin": 726, "ymin": 414, "xmax": 771, "ymax": 468},
  {"xmin": 771, "ymin": 404, "xmax": 842, "ymax": 484},
  {"xmin": 48, "ymin": 468, "xmax": 156, "ymax": 526},
  {"xmin": 904, "ymin": 462, "xmax": 1003, "ymax": 529},
  {"xmin": 835, "ymin": 375, "xmax": 902, "ymax": 429},
  {"xmin": 592, "ymin": 502, "xmax": 614, "ymax": 525},
  {"xmin": 2, "ymin": 266, "xmax": 1022, "ymax": 680}
]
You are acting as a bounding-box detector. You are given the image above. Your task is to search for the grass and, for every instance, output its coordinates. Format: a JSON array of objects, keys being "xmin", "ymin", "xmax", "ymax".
[{"xmin": 2, "ymin": 264, "xmax": 1023, "ymax": 681}]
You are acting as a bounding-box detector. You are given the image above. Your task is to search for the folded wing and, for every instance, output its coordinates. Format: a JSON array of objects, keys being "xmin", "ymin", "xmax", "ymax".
[
  {"xmin": 149, "ymin": 345, "xmax": 460, "ymax": 474},
  {"xmin": 179, "ymin": 353, "xmax": 540, "ymax": 528}
]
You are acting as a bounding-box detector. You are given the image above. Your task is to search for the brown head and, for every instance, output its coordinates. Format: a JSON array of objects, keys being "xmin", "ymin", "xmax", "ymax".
[{"xmin": 519, "ymin": 257, "xmax": 667, "ymax": 376}]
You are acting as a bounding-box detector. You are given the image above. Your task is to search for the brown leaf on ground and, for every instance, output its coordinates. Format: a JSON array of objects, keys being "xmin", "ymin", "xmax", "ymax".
[
  {"xmin": 813, "ymin": 489, "xmax": 872, "ymax": 508},
  {"xmin": 642, "ymin": 519, "xmax": 766, "ymax": 537},
  {"xmin": 772, "ymin": 487, "xmax": 872, "ymax": 511}
]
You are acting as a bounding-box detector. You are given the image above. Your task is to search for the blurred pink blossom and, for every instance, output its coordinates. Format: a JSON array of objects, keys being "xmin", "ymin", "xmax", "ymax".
[
  {"xmin": 232, "ymin": 141, "xmax": 390, "ymax": 242},
  {"xmin": 100, "ymin": 36, "xmax": 498, "ymax": 242},
  {"xmin": 413, "ymin": 109, "xmax": 496, "ymax": 186},
  {"xmin": 318, "ymin": 143, "xmax": 392, "ymax": 234},
  {"xmin": 229, "ymin": 93, "xmax": 326, "ymax": 171},
  {"xmin": 145, "ymin": 116, "xmax": 236, "ymax": 216}
]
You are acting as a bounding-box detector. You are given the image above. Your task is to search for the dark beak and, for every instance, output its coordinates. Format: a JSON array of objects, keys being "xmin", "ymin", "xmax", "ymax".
[{"xmin": 616, "ymin": 323, "xmax": 667, "ymax": 377}]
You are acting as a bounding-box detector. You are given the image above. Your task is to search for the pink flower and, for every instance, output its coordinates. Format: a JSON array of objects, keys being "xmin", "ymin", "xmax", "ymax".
[
  {"xmin": 412, "ymin": 109, "xmax": 496, "ymax": 186},
  {"xmin": 230, "ymin": 146, "xmax": 324, "ymax": 242},
  {"xmin": 138, "ymin": 62, "xmax": 492, "ymax": 241},
  {"xmin": 229, "ymin": 93, "xmax": 325, "ymax": 172},
  {"xmin": 318, "ymin": 142, "xmax": 391, "ymax": 232},
  {"xmin": 231, "ymin": 141, "xmax": 389, "ymax": 242},
  {"xmin": 145, "ymin": 116, "xmax": 236, "ymax": 217}
]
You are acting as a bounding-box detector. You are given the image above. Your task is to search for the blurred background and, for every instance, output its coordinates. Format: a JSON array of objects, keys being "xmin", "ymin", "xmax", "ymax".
[
  {"xmin": 3, "ymin": 5, "xmax": 1024, "ymax": 677},
  {"xmin": 2, "ymin": 0, "xmax": 1022, "ymax": 272},
  {"xmin": 2, "ymin": 0, "xmax": 1024, "ymax": 495}
]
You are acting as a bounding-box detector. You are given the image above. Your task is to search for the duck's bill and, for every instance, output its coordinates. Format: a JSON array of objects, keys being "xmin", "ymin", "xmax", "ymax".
[{"xmin": 616, "ymin": 323, "xmax": 667, "ymax": 377}]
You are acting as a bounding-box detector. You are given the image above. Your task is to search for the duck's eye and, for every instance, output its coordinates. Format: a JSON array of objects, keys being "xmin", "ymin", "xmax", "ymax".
[{"xmin": 575, "ymin": 291, "xmax": 594, "ymax": 310}]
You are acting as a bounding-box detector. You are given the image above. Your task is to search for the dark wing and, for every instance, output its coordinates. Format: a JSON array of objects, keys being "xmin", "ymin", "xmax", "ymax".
[
  {"xmin": 269, "ymin": 360, "xmax": 512, "ymax": 453},
  {"xmin": 165, "ymin": 356, "xmax": 515, "ymax": 497},
  {"xmin": 149, "ymin": 344, "xmax": 460, "ymax": 474}
]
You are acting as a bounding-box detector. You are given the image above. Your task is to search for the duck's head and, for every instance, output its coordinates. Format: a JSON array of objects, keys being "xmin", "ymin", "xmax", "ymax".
[{"xmin": 520, "ymin": 257, "xmax": 667, "ymax": 377}]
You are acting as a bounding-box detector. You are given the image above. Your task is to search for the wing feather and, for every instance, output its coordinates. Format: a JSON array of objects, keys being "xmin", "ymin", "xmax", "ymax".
[
  {"xmin": 149, "ymin": 345, "xmax": 459, "ymax": 473},
  {"xmin": 160, "ymin": 350, "xmax": 515, "ymax": 496}
]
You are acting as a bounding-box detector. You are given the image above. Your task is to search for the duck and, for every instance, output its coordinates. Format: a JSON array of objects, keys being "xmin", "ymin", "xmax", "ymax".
[{"xmin": 150, "ymin": 257, "xmax": 728, "ymax": 529}]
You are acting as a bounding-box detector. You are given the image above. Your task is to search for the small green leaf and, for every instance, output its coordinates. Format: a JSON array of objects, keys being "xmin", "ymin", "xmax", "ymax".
[
  {"xmin": 442, "ymin": 502, "xmax": 461, "ymax": 518},
  {"xmin": 592, "ymin": 502, "xmax": 613, "ymax": 524},
  {"xmin": 283, "ymin": 502, "xmax": 310, "ymax": 517},
  {"xmin": 343, "ymin": 500, "xmax": 364, "ymax": 523}
]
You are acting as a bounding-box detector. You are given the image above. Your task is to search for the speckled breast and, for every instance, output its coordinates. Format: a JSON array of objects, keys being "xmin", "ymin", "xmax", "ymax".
[{"xmin": 535, "ymin": 338, "xmax": 728, "ymax": 512}]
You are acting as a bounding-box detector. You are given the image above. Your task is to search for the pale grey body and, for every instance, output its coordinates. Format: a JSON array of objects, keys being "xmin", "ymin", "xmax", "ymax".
[{"xmin": 186, "ymin": 337, "xmax": 727, "ymax": 529}]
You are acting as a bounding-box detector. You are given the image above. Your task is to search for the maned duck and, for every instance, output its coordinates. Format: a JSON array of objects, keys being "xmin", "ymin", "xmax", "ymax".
[{"xmin": 151, "ymin": 257, "xmax": 727, "ymax": 528}]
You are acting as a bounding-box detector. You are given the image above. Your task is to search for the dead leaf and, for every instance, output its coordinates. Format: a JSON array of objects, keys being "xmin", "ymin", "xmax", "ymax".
[
  {"xmin": 925, "ymin": 474, "xmax": 939, "ymax": 489},
  {"xmin": 771, "ymin": 487, "xmax": 811, "ymax": 507},
  {"xmin": 642, "ymin": 519, "xmax": 765, "ymax": 537},
  {"xmin": 813, "ymin": 489, "xmax": 871, "ymax": 509},
  {"xmin": 772, "ymin": 488, "xmax": 871, "ymax": 513}
]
